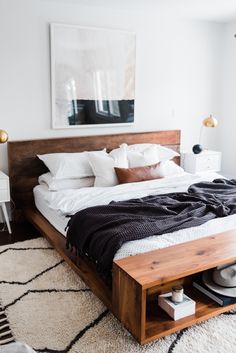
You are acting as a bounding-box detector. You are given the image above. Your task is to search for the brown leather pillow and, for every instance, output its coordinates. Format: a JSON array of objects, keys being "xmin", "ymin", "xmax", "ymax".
[{"xmin": 115, "ymin": 163, "xmax": 163, "ymax": 184}]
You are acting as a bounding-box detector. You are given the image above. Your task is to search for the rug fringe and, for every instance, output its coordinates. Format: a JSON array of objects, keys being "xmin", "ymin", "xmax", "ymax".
[
  {"xmin": 0, "ymin": 337, "xmax": 14, "ymax": 345},
  {"xmin": 0, "ymin": 302, "xmax": 14, "ymax": 345},
  {"xmin": 0, "ymin": 330, "xmax": 11, "ymax": 338}
]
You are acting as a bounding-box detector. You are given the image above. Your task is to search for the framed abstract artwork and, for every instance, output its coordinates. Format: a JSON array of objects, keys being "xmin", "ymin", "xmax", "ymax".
[{"xmin": 50, "ymin": 23, "xmax": 136, "ymax": 129}]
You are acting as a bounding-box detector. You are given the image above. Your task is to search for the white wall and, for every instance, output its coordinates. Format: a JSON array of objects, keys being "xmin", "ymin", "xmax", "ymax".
[
  {"xmin": 217, "ymin": 22, "xmax": 236, "ymax": 177},
  {"xmin": 0, "ymin": 0, "xmax": 223, "ymax": 173}
]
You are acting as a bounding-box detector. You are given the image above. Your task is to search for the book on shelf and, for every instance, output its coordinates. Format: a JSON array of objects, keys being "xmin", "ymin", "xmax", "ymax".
[
  {"xmin": 158, "ymin": 292, "xmax": 196, "ymax": 321},
  {"xmin": 193, "ymin": 276, "xmax": 236, "ymax": 307}
]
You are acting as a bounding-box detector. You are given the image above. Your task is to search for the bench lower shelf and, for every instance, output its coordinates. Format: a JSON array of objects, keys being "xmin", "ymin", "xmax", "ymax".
[{"xmin": 144, "ymin": 286, "xmax": 236, "ymax": 344}]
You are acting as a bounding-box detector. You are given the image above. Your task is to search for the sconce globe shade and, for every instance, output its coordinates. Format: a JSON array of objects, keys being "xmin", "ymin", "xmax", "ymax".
[
  {"xmin": 192, "ymin": 144, "xmax": 203, "ymax": 154},
  {"xmin": 0, "ymin": 130, "xmax": 8, "ymax": 144},
  {"xmin": 203, "ymin": 116, "xmax": 218, "ymax": 128}
]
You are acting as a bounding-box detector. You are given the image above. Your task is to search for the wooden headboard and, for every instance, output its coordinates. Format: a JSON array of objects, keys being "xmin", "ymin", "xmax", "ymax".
[{"xmin": 8, "ymin": 130, "xmax": 180, "ymax": 212}]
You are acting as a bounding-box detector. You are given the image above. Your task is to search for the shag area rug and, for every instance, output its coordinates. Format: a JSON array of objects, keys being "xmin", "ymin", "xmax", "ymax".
[{"xmin": 0, "ymin": 238, "xmax": 236, "ymax": 353}]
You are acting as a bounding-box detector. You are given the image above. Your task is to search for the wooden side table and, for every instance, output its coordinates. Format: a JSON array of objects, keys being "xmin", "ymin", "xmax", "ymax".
[{"xmin": 0, "ymin": 171, "xmax": 11, "ymax": 234}]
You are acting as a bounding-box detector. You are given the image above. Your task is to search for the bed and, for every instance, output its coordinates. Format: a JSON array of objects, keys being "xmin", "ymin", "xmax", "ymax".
[
  {"xmin": 33, "ymin": 179, "xmax": 236, "ymax": 262},
  {"xmin": 8, "ymin": 131, "xmax": 180, "ymax": 306},
  {"xmin": 7, "ymin": 130, "xmax": 236, "ymax": 344}
]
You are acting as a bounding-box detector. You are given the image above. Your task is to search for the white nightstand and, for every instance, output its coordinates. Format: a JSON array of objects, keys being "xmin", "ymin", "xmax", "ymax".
[
  {"xmin": 181, "ymin": 150, "xmax": 221, "ymax": 174},
  {"xmin": 0, "ymin": 171, "xmax": 11, "ymax": 234}
]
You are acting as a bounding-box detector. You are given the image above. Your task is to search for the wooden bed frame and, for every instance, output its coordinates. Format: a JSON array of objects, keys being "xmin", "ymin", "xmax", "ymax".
[
  {"xmin": 8, "ymin": 130, "xmax": 180, "ymax": 308},
  {"xmin": 7, "ymin": 130, "xmax": 182, "ymax": 342},
  {"xmin": 7, "ymin": 130, "xmax": 236, "ymax": 344}
]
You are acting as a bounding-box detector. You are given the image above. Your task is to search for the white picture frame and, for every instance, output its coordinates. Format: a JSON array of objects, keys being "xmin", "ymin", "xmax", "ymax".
[{"xmin": 50, "ymin": 23, "xmax": 136, "ymax": 129}]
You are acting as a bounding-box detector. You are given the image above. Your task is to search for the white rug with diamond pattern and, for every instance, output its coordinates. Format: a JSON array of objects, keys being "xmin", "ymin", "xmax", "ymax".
[{"xmin": 0, "ymin": 238, "xmax": 236, "ymax": 353}]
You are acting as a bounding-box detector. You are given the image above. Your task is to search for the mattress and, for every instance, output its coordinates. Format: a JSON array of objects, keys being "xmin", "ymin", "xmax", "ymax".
[
  {"xmin": 33, "ymin": 173, "xmax": 236, "ymax": 260},
  {"xmin": 34, "ymin": 185, "xmax": 68, "ymax": 236}
]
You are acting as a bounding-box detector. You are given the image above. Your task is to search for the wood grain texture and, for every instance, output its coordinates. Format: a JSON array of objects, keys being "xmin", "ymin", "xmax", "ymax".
[
  {"xmin": 114, "ymin": 230, "xmax": 236, "ymax": 289},
  {"xmin": 112, "ymin": 264, "xmax": 146, "ymax": 342},
  {"xmin": 8, "ymin": 130, "xmax": 180, "ymax": 208}
]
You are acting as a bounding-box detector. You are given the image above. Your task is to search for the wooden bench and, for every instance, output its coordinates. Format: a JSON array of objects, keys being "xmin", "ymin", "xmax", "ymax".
[{"xmin": 112, "ymin": 229, "xmax": 236, "ymax": 344}]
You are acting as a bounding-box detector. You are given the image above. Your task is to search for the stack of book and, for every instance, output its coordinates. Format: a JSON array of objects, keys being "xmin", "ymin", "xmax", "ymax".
[{"xmin": 193, "ymin": 275, "xmax": 236, "ymax": 306}]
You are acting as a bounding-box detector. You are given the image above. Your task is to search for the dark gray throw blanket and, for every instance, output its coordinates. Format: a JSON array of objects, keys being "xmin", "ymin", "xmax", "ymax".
[{"xmin": 66, "ymin": 178, "xmax": 236, "ymax": 282}]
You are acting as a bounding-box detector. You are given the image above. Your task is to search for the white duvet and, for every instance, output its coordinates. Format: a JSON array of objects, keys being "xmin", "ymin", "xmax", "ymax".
[{"xmin": 36, "ymin": 172, "xmax": 236, "ymax": 260}]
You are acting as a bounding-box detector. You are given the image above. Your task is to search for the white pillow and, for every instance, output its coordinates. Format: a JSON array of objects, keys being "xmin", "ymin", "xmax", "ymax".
[
  {"xmin": 127, "ymin": 145, "xmax": 160, "ymax": 168},
  {"xmin": 122, "ymin": 143, "xmax": 179, "ymax": 162},
  {"xmin": 122, "ymin": 143, "xmax": 152, "ymax": 152},
  {"xmin": 157, "ymin": 160, "xmax": 185, "ymax": 177},
  {"xmin": 38, "ymin": 172, "xmax": 95, "ymax": 191},
  {"xmin": 109, "ymin": 144, "xmax": 129, "ymax": 165},
  {"xmin": 156, "ymin": 145, "xmax": 179, "ymax": 162},
  {"xmin": 37, "ymin": 150, "xmax": 106, "ymax": 179},
  {"xmin": 88, "ymin": 145, "xmax": 128, "ymax": 187}
]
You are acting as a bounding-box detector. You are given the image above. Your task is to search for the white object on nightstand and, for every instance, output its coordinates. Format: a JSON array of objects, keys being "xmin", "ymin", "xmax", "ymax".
[
  {"xmin": 0, "ymin": 171, "xmax": 11, "ymax": 234},
  {"xmin": 181, "ymin": 150, "xmax": 221, "ymax": 174}
]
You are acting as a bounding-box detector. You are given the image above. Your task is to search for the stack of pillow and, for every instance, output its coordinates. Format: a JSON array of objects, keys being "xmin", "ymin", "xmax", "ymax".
[{"xmin": 38, "ymin": 143, "xmax": 183, "ymax": 191}]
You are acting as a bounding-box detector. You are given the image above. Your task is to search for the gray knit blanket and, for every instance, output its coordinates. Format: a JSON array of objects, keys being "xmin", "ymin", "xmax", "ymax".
[{"xmin": 66, "ymin": 178, "xmax": 236, "ymax": 282}]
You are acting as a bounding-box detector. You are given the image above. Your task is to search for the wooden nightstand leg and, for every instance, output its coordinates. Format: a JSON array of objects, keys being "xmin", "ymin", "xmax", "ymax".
[{"xmin": 1, "ymin": 203, "xmax": 12, "ymax": 234}]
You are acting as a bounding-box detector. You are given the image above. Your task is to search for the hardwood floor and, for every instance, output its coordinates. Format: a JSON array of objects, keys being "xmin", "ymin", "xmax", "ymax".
[{"xmin": 0, "ymin": 222, "xmax": 40, "ymax": 246}]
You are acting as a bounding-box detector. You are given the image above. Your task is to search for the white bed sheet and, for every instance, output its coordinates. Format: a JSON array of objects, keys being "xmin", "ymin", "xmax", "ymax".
[
  {"xmin": 34, "ymin": 185, "xmax": 67, "ymax": 236},
  {"xmin": 33, "ymin": 172, "xmax": 236, "ymax": 260},
  {"xmin": 40, "ymin": 172, "xmax": 223, "ymax": 216}
]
